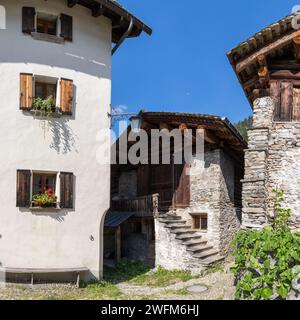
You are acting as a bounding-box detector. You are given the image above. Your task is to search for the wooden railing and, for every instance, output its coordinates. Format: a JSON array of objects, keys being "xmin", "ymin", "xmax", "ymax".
[{"xmin": 111, "ymin": 194, "xmax": 159, "ymax": 215}]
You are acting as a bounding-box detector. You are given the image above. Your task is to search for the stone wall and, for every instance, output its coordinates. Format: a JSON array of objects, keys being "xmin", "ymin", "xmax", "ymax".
[
  {"xmin": 243, "ymin": 96, "xmax": 300, "ymax": 230},
  {"xmin": 157, "ymin": 149, "xmax": 242, "ymax": 266},
  {"xmin": 267, "ymin": 123, "xmax": 300, "ymax": 230},
  {"xmin": 242, "ymin": 97, "xmax": 273, "ymax": 228},
  {"xmin": 154, "ymin": 219, "xmax": 206, "ymax": 273}
]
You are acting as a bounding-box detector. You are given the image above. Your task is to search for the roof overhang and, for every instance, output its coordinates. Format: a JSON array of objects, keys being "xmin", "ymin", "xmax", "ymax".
[
  {"xmin": 140, "ymin": 112, "xmax": 247, "ymax": 160},
  {"xmin": 227, "ymin": 13, "xmax": 300, "ymax": 107},
  {"xmin": 66, "ymin": 0, "xmax": 152, "ymax": 43}
]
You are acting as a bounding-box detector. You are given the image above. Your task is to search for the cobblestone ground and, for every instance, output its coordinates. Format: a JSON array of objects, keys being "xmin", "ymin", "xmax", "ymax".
[{"xmin": 0, "ymin": 264, "xmax": 235, "ymax": 300}]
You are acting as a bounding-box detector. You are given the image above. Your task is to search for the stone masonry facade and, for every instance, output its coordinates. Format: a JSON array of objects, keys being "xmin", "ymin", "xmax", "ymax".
[
  {"xmin": 243, "ymin": 97, "xmax": 300, "ymax": 230},
  {"xmin": 155, "ymin": 149, "xmax": 242, "ymax": 270}
]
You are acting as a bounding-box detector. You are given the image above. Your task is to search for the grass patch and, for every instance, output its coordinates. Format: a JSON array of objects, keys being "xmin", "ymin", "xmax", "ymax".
[
  {"xmin": 104, "ymin": 260, "xmax": 150, "ymax": 283},
  {"xmin": 202, "ymin": 262, "xmax": 224, "ymax": 276},
  {"xmin": 130, "ymin": 266, "xmax": 198, "ymax": 288},
  {"xmin": 82, "ymin": 281, "xmax": 122, "ymax": 299}
]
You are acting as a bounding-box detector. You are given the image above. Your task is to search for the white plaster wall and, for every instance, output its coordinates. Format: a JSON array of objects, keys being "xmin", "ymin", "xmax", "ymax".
[{"xmin": 0, "ymin": 0, "xmax": 112, "ymax": 279}]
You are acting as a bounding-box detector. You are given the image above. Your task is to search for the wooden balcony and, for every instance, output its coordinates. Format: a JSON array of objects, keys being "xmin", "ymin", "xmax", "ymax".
[{"xmin": 111, "ymin": 194, "xmax": 159, "ymax": 215}]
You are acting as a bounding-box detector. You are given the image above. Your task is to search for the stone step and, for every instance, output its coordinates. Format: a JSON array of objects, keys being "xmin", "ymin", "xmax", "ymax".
[
  {"xmin": 158, "ymin": 219, "xmax": 185, "ymax": 224},
  {"xmin": 165, "ymin": 223, "xmax": 188, "ymax": 229},
  {"xmin": 183, "ymin": 239, "xmax": 207, "ymax": 246},
  {"xmin": 158, "ymin": 215, "xmax": 182, "ymax": 220},
  {"xmin": 186, "ymin": 245, "xmax": 214, "ymax": 254},
  {"xmin": 199, "ymin": 255, "xmax": 225, "ymax": 266},
  {"xmin": 193, "ymin": 249, "xmax": 219, "ymax": 260},
  {"xmin": 175, "ymin": 234, "xmax": 203, "ymax": 241},
  {"xmin": 170, "ymin": 229, "xmax": 195, "ymax": 235}
]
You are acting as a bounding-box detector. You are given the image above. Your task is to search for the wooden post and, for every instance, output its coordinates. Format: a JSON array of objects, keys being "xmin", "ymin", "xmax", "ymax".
[
  {"xmin": 115, "ymin": 226, "xmax": 121, "ymax": 263},
  {"xmin": 76, "ymin": 272, "xmax": 80, "ymax": 288}
]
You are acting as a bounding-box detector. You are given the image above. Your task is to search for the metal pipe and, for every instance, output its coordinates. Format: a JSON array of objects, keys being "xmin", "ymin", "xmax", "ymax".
[{"xmin": 112, "ymin": 17, "xmax": 134, "ymax": 55}]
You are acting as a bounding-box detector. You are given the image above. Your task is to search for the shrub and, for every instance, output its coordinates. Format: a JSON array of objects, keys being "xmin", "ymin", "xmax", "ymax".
[{"xmin": 231, "ymin": 190, "xmax": 300, "ymax": 300}]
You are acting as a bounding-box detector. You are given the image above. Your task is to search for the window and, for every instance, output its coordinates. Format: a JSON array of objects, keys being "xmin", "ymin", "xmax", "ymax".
[
  {"xmin": 192, "ymin": 214, "xmax": 208, "ymax": 231},
  {"xmin": 22, "ymin": 7, "xmax": 73, "ymax": 42},
  {"xmin": 272, "ymin": 80, "xmax": 300, "ymax": 122},
  {"xmin": 16, "ymin": 170, "xmax": 74, "ymax": 209},
  {"xmin": 32, "ymin": 173, "xmax": 57, "ymax": 195},
  {"xmin": 35, "ymin": 82, "xmax": 57, "ymax": 100},
  {"xmin": 20, "ymin": 74, "xmax": 74, "ymax": 115},
  {"xmin": 37, "ymin": 13, "xmax": 57, "ymax": 36},
  {"xmin": 0, "ymin": 5, "xmax": 6, "ymax": 30}
]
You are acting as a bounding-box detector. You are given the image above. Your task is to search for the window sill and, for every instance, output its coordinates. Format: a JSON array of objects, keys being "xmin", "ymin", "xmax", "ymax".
[
  {"xmin": 28, "ymin": 109, "xmax": 62, "ymax": 118},
  {"xmin": 29, "ymin": 206, "xmax": 61, "ymax": 212},
  {"xmin": 31, "ymin": 32, "xmax": 64, "ymax": 44}
]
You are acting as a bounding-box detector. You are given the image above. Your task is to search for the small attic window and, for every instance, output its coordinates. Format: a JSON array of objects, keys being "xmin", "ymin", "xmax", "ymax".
[
  {"xmin": 37, "ymin": 13, "xmax": 58, "ymax": 36},
  {"xmin": 0, "ymin": 5, "xmax": 6, "ymax": 30}
]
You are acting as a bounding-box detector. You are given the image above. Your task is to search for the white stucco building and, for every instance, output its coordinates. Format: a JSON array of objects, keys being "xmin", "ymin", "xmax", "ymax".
[{"xmin": 0, "ymin": 0, "xmax": 151, "ymax": 282}]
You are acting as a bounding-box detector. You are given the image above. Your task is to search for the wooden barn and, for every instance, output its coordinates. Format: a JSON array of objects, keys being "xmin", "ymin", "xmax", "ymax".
[{"xmin": 104, "ymin": 112, "xmax": 246, "ymax": 271}]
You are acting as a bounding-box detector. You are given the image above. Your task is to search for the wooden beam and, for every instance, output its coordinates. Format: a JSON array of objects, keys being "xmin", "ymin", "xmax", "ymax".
[
  {"xmin": 258, "ymin": 65, "xmax": 269, "ymax": 87},
  {"xmin": 257, "ymin": 54, "xmax": 267, "ymax": 67},
  {"xmin": 236, "ymin": 29, "xmax": 300, "ymax": 73},
  {"xmin": 67, "ymin": 0, "xmax": 78, "ymax": 8},
  {"xmin": 160, "ymin": 122, "xmax": 173, "ymax": 131},
  {"xmin": 197, "ymin": 126, "xmax": 218, "ymax": 144},
  {"xmin": 179, "ymin": 123, "xmax": 188, "ymax": 132},
  {"xmin": 293, "ymin": 35, "xmax": 300, "ymax": 60},
  {"xmin": 92, "ymin": 3, "xmax": 105, "ymax": 18}
]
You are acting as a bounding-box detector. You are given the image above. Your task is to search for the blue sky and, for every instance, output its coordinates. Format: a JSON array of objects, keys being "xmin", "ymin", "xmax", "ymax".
[{"xmin": 111, "ymin": 0, "xmax": 299, "ymax": 124}]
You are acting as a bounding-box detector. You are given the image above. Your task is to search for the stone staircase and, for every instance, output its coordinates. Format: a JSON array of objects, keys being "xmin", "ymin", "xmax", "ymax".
[{"xmin": 158, "ymin": 214, "xmax": 225, "ymax": 267}]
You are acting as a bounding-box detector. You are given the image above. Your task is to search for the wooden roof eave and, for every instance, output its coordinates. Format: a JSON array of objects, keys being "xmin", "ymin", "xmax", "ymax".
[{"xmin": 70, "ymin": 0, "xmax": 152, "ymax": 43}]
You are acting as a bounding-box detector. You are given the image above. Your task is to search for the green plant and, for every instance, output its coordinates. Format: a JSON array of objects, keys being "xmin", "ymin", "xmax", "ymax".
[
  {"xmin": 33, "ymin": 96, "xmax": 57, "ymax": 116},
  {"xmin": 32, "ymin": 189, "xmax": 57, "ymax": 207},
  {"xmin": 231, "ymin": 189, "xmax": 300, "ymax": 300},
  {"xmin": 32, "ymin": 96, "xmax": 58, "ymax": 138}
]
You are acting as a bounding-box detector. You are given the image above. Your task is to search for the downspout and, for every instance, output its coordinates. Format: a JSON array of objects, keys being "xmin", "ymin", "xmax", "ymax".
[{"xmin": 112, "ymin": 17, "xmax": 134, "ymax": 55}]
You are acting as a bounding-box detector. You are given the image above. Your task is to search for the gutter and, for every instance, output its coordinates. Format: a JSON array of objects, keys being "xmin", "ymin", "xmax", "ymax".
[{"xmin": 112, "ymin": 17, "xmax": 134, "ymax": 55}]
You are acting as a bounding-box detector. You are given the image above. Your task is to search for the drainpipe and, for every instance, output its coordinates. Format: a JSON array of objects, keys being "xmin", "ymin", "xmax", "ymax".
[{"xmin": 112, "ymin": 17, "xmax": 134, "ymax": 55}]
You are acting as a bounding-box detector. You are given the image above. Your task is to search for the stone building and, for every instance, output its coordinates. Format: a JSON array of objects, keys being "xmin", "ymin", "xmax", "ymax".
[
  {"xmin": 228, "ymin": 13, "xmax": 300, "ymax": 230},
  {"xmin": 106, "ymin": 112, "xmax": 246, "ymax": 272},
  {"xmin": 0, "ymin": 0, "xmax": 151, "ymax": 283}
]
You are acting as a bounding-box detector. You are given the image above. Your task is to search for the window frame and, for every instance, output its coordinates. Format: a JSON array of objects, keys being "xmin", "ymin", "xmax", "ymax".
[
  {"xmin": 31, "ymin": 170, "xmax": 60, "ymax": 209},
  {"xmin": 36, "ymin": 13, "xmax": 58, "ymax": 36},
  {"xmin": 191, "ymin": 213, "xmax": 208, "ymax": 232}
]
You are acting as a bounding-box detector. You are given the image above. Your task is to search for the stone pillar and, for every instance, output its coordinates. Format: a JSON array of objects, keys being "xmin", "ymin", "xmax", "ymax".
[{"xmin": 242, "ymin": 97, "xmax": 274, "ymax": 229}]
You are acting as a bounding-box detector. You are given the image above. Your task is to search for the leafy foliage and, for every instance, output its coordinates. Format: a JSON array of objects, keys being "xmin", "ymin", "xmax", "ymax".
[
  {"xmin": 32, "ymin": 189, "xmax": 57, "ymax": 207},
  {"xmin": 32, "ymin": 96, "xmax": 57, "ymax": 117},
  {"xmin": 234, "ymin": 116, "xmax": 253, "ymax": 142},
  {"xmin": 231, "ymin": 190, "xmax": 300, "ymax": 300}
]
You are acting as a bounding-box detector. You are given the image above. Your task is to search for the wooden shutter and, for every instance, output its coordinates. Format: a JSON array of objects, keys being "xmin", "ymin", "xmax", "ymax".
[
  {"xmin": 293, "ymin": 88, "xmax": 300, "ymax": 121},
  {"xmin": 280, "ymin": 81, "xmax": 293, "ymax": 121},
  {"xmin": 16, "ymin": 170, "xmax": 31, "ymax": 207},
  {"xmin": 20, "ymin": 73, "xmax": 33, "ymax": 110},
  {"xmin": 22, "ymin": 7, "xmax": 35, "ymax": 34},
  {"xmin": 270, "ymin": 80, "xmax": 281, "ymax": 121},
  {"xmin": 60, "ymin": 172, "xmax": 74, "ymax": 209},
  {"xmin": 60, "ymin": 14, "xmax": 73, "ymax": 41},
  {"xmin": 137, "ymin": 166, "xmax": 150, "ymax": 196},
  {"xmin": 174, "ymin": 163, "xmax": 190, "ymax": 208},
  {"xmin": 60, "ymin": 79, "xmax": 73, "ymax": 115}
]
